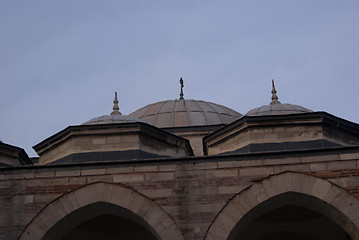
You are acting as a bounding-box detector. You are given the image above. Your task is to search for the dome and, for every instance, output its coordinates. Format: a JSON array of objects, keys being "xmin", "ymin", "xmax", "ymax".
[
  {"xmin": 246, "ymin": 80, "xmax": 313, "ymax": 116},
  {"xmin": 82, "ymin": 92, "xmax": 148, "ymax": 125},
  {"xmin": 130, "ymin": 99, "xmax": 242, "ymax": 128},
  {"xmin": 83, "ymin": 114, "xmax": 147, "ymax": 125},
  {"xmin": 246, "ymin": 103, "xmax": 312, "ymax": 116}
]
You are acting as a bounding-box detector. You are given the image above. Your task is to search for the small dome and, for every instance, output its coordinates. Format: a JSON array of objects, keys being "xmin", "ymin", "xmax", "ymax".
[
  {"xmin": 83, "ymin": 114, "xmax": 147, "ymax": 125},
  {"xmin": 83, "ymin": 92, "xmax": 148, "ymax": 125},
  {"xmin": 246, "ymin": 103, "xmax": 313, "ymax": 116},
  {"xmin": 246, "ymin": 80, "xmax": 313, "ymax": 116},
  {"xmin": 130, "ymin": 99, "xmax": 242, "ymax": 128}
]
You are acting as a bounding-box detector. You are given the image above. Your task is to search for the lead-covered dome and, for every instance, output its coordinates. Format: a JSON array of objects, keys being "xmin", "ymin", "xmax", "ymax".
[
  {"xmin": 82, "ymin": 92, "xmax": 147, "ymax": 125},
  {"xmin": 246, "ymin": 103, "xmax": 312, "ymax": 116},
  {"xmin": 83, "ymin": 114, "xmax": 147, "ymax": 125},
  {"xmin": 130, "ymin": 99, "xmax": 242, "ymax": 128},
  {"xmin": 246, "ymin": 80, "xmax": 313, "ymax": 116}
]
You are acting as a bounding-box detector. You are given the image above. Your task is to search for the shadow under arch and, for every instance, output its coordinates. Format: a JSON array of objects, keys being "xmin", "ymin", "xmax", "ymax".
[
  {"xmin": 205, "ymin": 172, "xmax": 359, "ymax": 240},
  {"xmin": 18, "ymin": 182, "xmax": 184, "ymax": 240}
]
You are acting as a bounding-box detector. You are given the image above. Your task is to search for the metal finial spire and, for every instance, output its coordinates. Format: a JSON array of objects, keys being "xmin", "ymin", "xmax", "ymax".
[
  {"xmin": 179, "ymin": 77, "xmax": 184, "ymax": 100},
  {"xmin": 111, "ymin": 92, "xmax": 122, "ymax": 115},
  {"xmin": 270, "ymin": 79, "xmax": 281, "ymax": 105}
]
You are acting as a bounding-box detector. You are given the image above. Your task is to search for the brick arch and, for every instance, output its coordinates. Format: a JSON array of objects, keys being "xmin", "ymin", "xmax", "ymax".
[
  {"xmin": 18, "ymin": 182, "xmax": 184, "ymax": 240},
  {"xmin": 205, "ymin": 171, "xmax": 359, "ymax": 240}
]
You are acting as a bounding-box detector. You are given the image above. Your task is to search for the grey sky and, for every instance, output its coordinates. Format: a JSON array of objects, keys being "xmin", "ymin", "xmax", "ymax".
[{"xmin": 1, "ymin": 1, "xmax": 358, "ymax": 157}]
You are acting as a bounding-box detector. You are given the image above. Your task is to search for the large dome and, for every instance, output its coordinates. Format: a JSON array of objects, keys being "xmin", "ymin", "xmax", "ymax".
[
  {"xmin": 246, "ymin": 80, "xmax": 313, "ymax": 116},
  {"xmin": 130, "ymin": 99, "xmax": 242, "ymax": 128}
]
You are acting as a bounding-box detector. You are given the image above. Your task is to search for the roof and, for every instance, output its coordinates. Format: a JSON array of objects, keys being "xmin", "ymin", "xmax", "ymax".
[
  {"xmin": 246, "ymin": 80, "xmax": 313, "ymax": 116},
  {"xmin": 130, "ymin": 99, "xmax": 242, "ymax": 128},
  {"xmin": 83, "ymin": 114, "xmax": 147, "ymax": 125},
  {"xmin": 82, "ymin": 92, "xmax": 149, "ymax": 125},
  {"xmin": 246, "ymin": 103, "xmax": 313, "ymax": 116}
]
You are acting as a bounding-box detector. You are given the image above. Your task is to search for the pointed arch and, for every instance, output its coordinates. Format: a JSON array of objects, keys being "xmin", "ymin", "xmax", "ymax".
[
  {"xmin": 18, "ymin": 182, "xmax": 184, "ymax": 240},
  {"xmin": 205, "ymin": 172, "xmax": 359, "ymax": 240}
]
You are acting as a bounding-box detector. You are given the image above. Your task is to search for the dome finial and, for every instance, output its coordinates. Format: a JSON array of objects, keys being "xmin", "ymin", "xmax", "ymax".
[
  {"xmin": 179, "ymin": 77, "xmax": 184, "ymax": 100},
  {"xmin": 270, "ymin": 79, "xmax": 281, "ymax": 105},
  {"xmin": 111, "ymin": 91, "xmax": 122, "ymax": 115}
]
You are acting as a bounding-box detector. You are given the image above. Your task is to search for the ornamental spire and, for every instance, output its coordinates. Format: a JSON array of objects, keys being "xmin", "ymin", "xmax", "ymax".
[
  {"xmin": 111, "ymin": 92, "xmax": 122, "ymax": 115},
  {"xmin": 270, "ymin": 79, "xmax": 281, "ymax": 105},
  {"xmin": 179, "ymin": 77, "xmax": 184, "ymax": 100}
]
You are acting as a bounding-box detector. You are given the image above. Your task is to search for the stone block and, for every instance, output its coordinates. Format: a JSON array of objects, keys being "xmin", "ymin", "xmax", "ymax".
[
  {"xmin": 218, "ymin": 161, "xmax": 242, "ymax": 169},
  {"xmin": 55, "ymin": 170, "xmax": 80, "ymax": 177},
  {"xmin": 35, "ymin": 171, "xmax": 55, "ymax": 178},
  {"xmin": 109, "ymin": 186, "xmax": 135, "ymax": 208},
  {"xmin": 327, "ymin": 160, "xmax": 356, "ymax": 171},
  {"xmin": 251, "ymin": 182, "xmax": 270, "ymax": 202},
  {"xmin": 41, "ymin": 178, "xmax": 68, "ymax": 186},
  {"xmin": 159, "ymin": 164, "xmax": 183, "ymax": 172},
  {"xmin": 339, "ymin": 153, "xmax": 359, "ymax": 161},
  {"xmin": 150, "ymin": 172, "xmax": 174, "ymax": 181},
  {"xmin": 68, "ymin": 177, "xmax": 87, "ymax": 185},
  {"xmin": 309, "ymin": 162, "xmax": 327, "ymax": 171},
  {"xmin": 87, "ymin": 175, "xmax": 113, "ymax": 184},
  {"xmin": 261, "ymin": 174, "xmax": 287, "ymax": 197},
  {"xmin": 301, "ymin": 154, "xmax": 339, "ymax": 163},
  {"xmin": 5, "ymin": 172, "xmax": 35, "ymax": 180},
  {"xmin": 128, "ymin": 193, "xmax": 148, "ymax": 214},
  {"xmin": 262, "ymin": 157, "xmax": 301, "ymax": 166},
  {"xmin": 81, "ymin": 168, "xmax": 106, "ymax": 176},
  {"xmin": 206, "ymin": 169, "xmax": 238, "ymax": 179},
  {"xmin": 210, "ymin": 213, "xmax": 235, "ymax": 239},
  {"xmin": 218, "ymin": 185, "xmax": 249, "ymax": 194},
  {"xmin": 144, "ymin": 206, "xmax": 167, "ymax": 228},
  {"xmin": 329, "ymin": 176, "xmax": 359, "ymax": 188},
  {"xmin": 160, "ymin": 223, "xmax": 184, "ymax": 240},
  {"xmin": 13, "ymin": 195, "xmax": 34, "ymax": 204},
  {"xmin": 239, "ymin": 166, "xmax": 274, "ymax": 177},
  {"xmin": 134, "ymin": 165, "xmax": 158, "ymax": 172},
  {"xmin": 34, "ymin": 194, "xmax": 61, "ymax": 203},
  {"xmin": 141, "ymin": 189, "xmax": 172, "ymax": 198},
  {"xmin": 24, "ymin": 179, "xmax": 42, "ymax": 186},
  {"xmin": 186, "ymin": 162, "xmax": 217, "ymax": 170},
  {"xmin": 113, "ymin": 174, "xmax": 144, "ymax": 183},
  {"xmin": 105, "ymin": 166, "xmax": 133, "ymax": 174},
  {"xmin": 92, "ymin": 137, "xmax": 106, "ymax": 144},
  {"xmin": 310, "ymin": 177, "xmax": 332, "ymax": 199},
  {"xmin": 274, "ymin": 164, "xmax": 310, "ymax": 174},
  {"xmin": 223, "ymin": 200, "xmax": 245, "ymax": 223},
  {"xmin": 323, "ymin": 184, "xmax": 343, "ymax": 204}
]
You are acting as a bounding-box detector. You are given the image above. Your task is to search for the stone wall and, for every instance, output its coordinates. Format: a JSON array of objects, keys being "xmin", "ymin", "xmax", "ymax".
[{"xmin": 1, "ymin": 149, "xmax": 359, "ymax": 240}]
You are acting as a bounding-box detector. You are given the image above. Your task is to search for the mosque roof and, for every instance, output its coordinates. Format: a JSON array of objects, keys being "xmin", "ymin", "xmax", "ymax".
[
  {"xmin": 130, "ymin": 99, "xmax": 242, "ymax": 128},
  {"xmin": 82, "ymin": 92, "xmax": 147, "ymax": 125},
  {"xmin": 130, "ymin": 78, "xmax": 242, "ymax": 128},
  {"xmin": 246, "ymin": 80, "xmax": 313, "ymax": 116}
]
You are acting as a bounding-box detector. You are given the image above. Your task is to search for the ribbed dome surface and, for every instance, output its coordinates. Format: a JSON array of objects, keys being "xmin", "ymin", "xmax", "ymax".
[
  {"xmin": 246, "ymin": 103, "xmax": 313, "ymax": 116},
  {"xmin": 83, "ymin": 114, "xmax": 147, "ymax": 125},
  {"xmin": 130, "ymin": 99, "xmax": 242, "ymax": 128}
]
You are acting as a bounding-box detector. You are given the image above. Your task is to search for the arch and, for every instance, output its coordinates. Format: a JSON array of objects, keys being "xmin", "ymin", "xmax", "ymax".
[
  {"xmin": 18, "ymin": 182, "xmax": 184, "ymax": 240},
  {"xmin": 205, "ymin": 172, "xmax": 359, "ymax": 240}
]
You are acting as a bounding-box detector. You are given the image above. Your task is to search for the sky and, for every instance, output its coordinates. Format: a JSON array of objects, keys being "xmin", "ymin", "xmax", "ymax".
[{"xmin": 1, "ymin": 0, "xmax": 359, "ymax": 157}]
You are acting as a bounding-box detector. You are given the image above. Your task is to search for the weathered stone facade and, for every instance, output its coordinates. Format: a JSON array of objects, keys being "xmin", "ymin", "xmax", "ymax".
[{"xmin": 1, "ymin": 147, "xmax": 359, "ymax": 239}]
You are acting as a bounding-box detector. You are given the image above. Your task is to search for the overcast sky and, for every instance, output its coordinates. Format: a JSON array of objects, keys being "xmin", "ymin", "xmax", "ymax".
[{"xmin": 1, "ymin": 1, "xmax": 358, "ymax": 157}]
